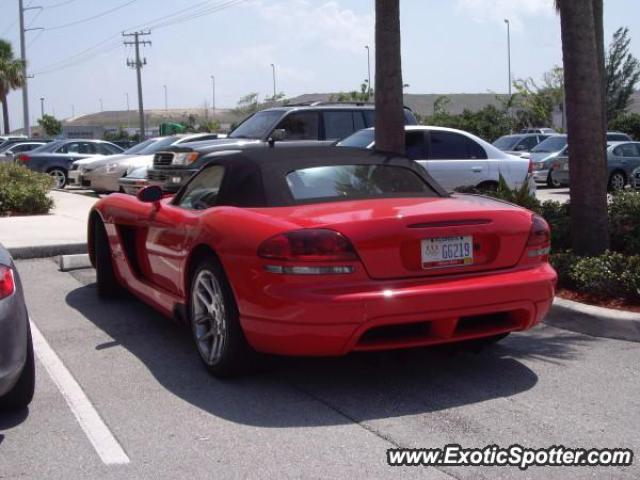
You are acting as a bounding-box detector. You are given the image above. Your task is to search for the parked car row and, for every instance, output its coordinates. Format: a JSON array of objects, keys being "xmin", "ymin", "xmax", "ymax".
[{"xmin": 9, "ymin": 107, "xmax": 560, "ymax": 196}]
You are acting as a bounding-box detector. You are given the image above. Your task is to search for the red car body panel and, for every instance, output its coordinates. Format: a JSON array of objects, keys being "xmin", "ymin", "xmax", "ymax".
[{"xmin": 90, "ymin": 189, "xmax": 556, "ymax": 356}]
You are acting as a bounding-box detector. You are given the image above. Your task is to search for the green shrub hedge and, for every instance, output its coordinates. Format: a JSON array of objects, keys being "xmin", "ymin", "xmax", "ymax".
[
  {"xmin": 0, "ymin": 163, "xmax": 54, "ymax": 216},
  {"xmin": 552, "ymin": 251, "xmax": 640, "ymax": 302},
  {"xmin": 460, "ymin": 181, "xmax": 640, "ymax": 303}
]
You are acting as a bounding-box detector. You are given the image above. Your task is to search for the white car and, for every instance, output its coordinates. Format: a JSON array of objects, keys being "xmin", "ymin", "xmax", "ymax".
[
  {"xmin": 337, "ymin": 126, "xmax": 532, "ymax": 193},
  {"xmin": 69, "ymin": 133, "xmax": 222, "ymax": 192}
]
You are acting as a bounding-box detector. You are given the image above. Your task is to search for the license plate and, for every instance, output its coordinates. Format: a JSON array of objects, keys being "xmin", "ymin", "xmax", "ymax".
[{"xmin": 421, "ymin": 236, "xmax": 473, "ymax": 269}]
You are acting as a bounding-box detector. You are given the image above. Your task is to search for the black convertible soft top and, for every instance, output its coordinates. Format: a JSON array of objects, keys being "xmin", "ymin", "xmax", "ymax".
[{"xmin": 172, "ymin": 146, "xmax": 448, "ymax": 208}]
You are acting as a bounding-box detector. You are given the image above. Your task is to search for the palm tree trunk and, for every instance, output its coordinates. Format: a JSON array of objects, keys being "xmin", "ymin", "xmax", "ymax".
[
  {"xmin": 557, "ymin": 0, "xmax": 609, "ymax": 255},
  {"xmin": 374, "ymin": 0, "xmax": 405, "ymax": 155},
  {"xmin": 1, "ymin": 94, "xmax": 9, "ymax": 134}
]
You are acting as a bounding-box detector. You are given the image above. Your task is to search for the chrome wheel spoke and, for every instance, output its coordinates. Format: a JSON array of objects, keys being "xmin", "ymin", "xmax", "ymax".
[{"xmin": 191, "ymin": 269, "xmax": 228, "ymax": 366}]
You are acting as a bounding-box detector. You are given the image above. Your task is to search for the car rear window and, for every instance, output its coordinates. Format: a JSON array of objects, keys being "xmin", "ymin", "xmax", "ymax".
[{"xmin": 286, "ymin": 164, "xmax": 435, "ymax": 202}]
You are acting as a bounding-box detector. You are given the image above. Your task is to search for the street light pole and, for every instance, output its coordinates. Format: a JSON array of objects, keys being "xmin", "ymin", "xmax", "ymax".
[
  {"xmin": 504, "ymin": 19, "xmax": 512, "ymax": 97},
  {"xmin": 270, "ymin": 63, "xmax": 276, "ymax": 101},
  {"xmin": 163, "ymin": 84, "xmax": 167, "ymax": 111},
  {"xmin": 210, "ymin": 75, "xmax": 215, "ymax": 121},
  {"xmin": 99, "ymin": 98, "xmax": 104, "ymax": 112},
  {"xmin": 40, "ymin": 97, "xmax": 44, "ymax": 119},
  {"xmin": 125, "ymin": 92, "xmax": 130, "ymax": 129},
  {"xmin": 365, "ymin": 45, "xmax": 371, "ymax": 100}
]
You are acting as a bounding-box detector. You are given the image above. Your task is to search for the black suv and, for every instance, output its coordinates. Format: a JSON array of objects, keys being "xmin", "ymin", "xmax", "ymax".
[{"xmin": 147, "ymin": 103, "xmax": 418, "ymax": 192}]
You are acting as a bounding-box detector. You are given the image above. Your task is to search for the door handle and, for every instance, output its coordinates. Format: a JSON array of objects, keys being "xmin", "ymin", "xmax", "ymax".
[{"xmin": 471, "ymin": 166, "xmax": 483, "ymax": 172}]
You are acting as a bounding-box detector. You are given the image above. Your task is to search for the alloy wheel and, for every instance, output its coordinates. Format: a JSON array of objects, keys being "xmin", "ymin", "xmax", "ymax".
[
  {"xmin": 49, "ymin": 169, "xmax": 66, "ymax": 189},
  {"xmin": 191, "ymin": 270, "xmax": 227, "ymax": 366}
]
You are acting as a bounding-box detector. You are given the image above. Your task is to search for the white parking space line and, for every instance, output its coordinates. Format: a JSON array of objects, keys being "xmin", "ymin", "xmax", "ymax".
[{"xmin": 30, "ymin": 320, "xmax": 130, "ymax": 465}]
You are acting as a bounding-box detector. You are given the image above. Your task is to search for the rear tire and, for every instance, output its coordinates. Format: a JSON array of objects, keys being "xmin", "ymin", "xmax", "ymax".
[
  {"xmin": 608, "ymin": 171, "xmax": 626, "ymax": 192},
  {"xmin": 94, "ymin": 218, "xmax": 123, "ymax": 299},
  {"xmin": 546, "ymin": 171, "xmax": 561, "ymax": 188},
  {"xmin": 476, "ymin": 181, "xmax": 498, "ymax": 192},
  {"xmin": 0, "ymin": 325, "xmax": 35, "ymax": 410},
  {"xmin": 189, "ymin": 255, "xmax": 255, "ymax": 378}
]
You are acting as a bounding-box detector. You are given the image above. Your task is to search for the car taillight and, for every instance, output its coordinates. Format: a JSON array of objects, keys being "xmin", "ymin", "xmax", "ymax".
[
  {"xmin": 18, "ymin": 154, "xmax": 30, "ymax": 163},
  {"xmin": 528, "ymin": 158, "xmax": 533, "ymax": 173},
  {"xmin": 258, "ymin": 229, "xmax": 358, "ymax": 274},
  {"xmin": 0, "ymin": 265, "xmax": 15, "ymax": 299},
  {"xmin": 526, "ymin": 215, "xmax": 551, "ymax": 260}
]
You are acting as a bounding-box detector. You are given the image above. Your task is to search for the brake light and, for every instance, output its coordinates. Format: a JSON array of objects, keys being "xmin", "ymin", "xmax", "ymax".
[
  {"xmin": 258, "ymin": 229, "xmax": 358, "ymax": 274},
  {"xmin": 0, "ymin": 265, "xmax": 15, "ymax": 299},
  {"xmin": 18, "ymin": 154, "xmax": 30, "ymax": 163},
  {"xmin": 528, "ymin": 158, "xmax": 533, "ymax": 173},
  {"xmin": 525, "ymin": 215, "xmax": 551, "ymax": 260}
]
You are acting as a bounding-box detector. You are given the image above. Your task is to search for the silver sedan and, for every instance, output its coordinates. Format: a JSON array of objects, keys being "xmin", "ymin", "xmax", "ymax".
[{"xmin": 0, "ymin": 245, "xmax": 35, "ymax": 410}]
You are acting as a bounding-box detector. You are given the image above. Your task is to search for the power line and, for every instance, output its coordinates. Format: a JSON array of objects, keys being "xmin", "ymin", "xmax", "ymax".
[
  {"xmin": 31, "ymin": 0, "xmax": 247, "ymax": 75},
  {"xmin": 43, "ymin": 0, "xmax": 77, "ymax": 9},
  {"xmin": 45, "ymin": 0, "xmax": 139, "ymax": 31}
]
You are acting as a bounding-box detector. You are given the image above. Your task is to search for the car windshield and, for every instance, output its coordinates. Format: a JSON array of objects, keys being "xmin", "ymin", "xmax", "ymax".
[
  {"xmin": 286, "ymin": 164, "xmax": 435, "ymax": 202},
  {"xmin": 123, "ymin": 138, "xmax": 159, "ymax": 155},
  {"xmin": 531, "ymin": 136, "xmax": 567, "ymax": 153},
  {"xmin": 138, "ymin": 136, "xmax": 182, "ymax": 153},
  {"xmin": 336, "ymin": 130, "xmax": 375, "ymax": 148},
  {"xmin": 229, "ymin": 111, "xmax": 283, "ymax": 139},
  {"xmin": 493, "ymin": 135, "xmax": 523, "ymax": 150}
]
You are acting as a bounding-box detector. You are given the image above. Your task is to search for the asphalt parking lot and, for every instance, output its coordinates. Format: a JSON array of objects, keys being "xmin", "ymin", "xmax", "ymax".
[{"xmin": 1, "ymin": 258, "xmax": 639, "ymax": 479}]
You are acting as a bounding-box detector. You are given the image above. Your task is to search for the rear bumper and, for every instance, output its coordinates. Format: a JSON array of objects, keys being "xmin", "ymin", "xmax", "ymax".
[
  {"xmin": 240, "ymin": 263, "xmax": 557, "ymax": 356},
  {"xmin": 532, "ymin": 169, "xmax": 550, "ymax": 183},
  {"xmin": 0, "ymin": 287, "xmax": 30, "ymax": 396}
]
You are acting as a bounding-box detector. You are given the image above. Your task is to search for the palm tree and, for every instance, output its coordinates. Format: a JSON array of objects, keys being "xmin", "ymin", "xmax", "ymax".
[
  {"xmin": 374, "ymin": 0, "xmax": 405, "ymax": 155},
  {"xmin": 0, "ymin": 40, "xmax": 25, "ymax": 134},
  {"xmin": 555, "ymin": 0, "xmax": 609, "ymax": 255}
]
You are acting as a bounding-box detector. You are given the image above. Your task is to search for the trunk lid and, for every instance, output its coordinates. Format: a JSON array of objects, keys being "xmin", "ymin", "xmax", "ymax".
[{"xmin": 256, "ymin": 195, "xmax": 533, "ymax": 280}]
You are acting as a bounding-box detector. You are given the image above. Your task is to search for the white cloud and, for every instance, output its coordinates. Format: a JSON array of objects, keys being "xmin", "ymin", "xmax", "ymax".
[
  {"xmin": 245, "ymin": 0, "xmax": 374, "ymax": 54},
  {"xmin": 455, "ymin": 0, "xmax": 555, "ymax": 29}
]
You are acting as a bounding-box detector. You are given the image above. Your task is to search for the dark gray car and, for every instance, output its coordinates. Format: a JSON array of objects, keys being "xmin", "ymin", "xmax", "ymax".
[
  {"xmin": 147, "ymin": 103, "xmax": 418, "ymax": 192},
  {"xmin": 19, "ymin": 139, "xmax": 124, "ymax": 188},
  {"xmin": 0, "ymin": 245, "xmax": 35, "ymax": 410}
]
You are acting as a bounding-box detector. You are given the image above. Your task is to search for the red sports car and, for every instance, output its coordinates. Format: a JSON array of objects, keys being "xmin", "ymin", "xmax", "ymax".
[{"xmin": 88, "ymin": 146, "xmax": 556, "ymax": 377}]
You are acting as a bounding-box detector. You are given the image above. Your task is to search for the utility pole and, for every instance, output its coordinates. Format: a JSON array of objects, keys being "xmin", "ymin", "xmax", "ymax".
[
  {"xmin": 18, "ymin": 0, "xmax": 43, "ymax": 136},
  {"xmin": 40, "ymin": 97, "xmax": 44, "ymax": 118},
  {"xmin": 99, "ymin": 98, "xmax": 103, "ymax": 112},
  {"xmin": 123, "ymin": 31, "xmax": 151, "ymax": 140}
]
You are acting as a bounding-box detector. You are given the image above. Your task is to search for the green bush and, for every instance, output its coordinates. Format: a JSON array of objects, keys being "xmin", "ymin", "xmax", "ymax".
[
  {"xmin": 454, "ymin": 176, "xmax": 542, "ymax": 213},
  {"xmin": 569, "ymin": 252, "xmax": 640, "ymax": 302},
  {"xmin": 0, "ymin": 163, "xmax": 54, "ymax": 215},
  {"xmin": 540, "ymin": 200, "xmax": 571, "ymax": 251},
  {"xmin": 608, "ymin": 190, "xmax": 640, "ymax": 255},
  {"xmin": 550, "ymin": 251, "xmax": 578, "ymax": 288}
]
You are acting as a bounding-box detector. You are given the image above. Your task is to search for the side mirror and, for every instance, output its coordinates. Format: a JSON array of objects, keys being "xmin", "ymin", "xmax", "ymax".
[
  {"xmin": 271, "ymin": 129, "xmax": 286, "ymax": 141},
  {"xmin": 137, "ymin": 185, "xmax": 163, "ymax": 203}
]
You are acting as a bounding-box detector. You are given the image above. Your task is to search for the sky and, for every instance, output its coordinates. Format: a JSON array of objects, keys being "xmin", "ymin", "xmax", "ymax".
[{"xmin": 0, "ymin": 0, "xmax": 639, "ymax": 131}]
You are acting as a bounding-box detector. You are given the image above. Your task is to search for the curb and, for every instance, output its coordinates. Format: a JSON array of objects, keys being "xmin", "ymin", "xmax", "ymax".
[
  {"xmin": 545, "ymin": 297, "xmax": 640, "ymax": 343},
  {"xmin": 8, "ymin": 243, "xmax": 87, "ymax": 260}
]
